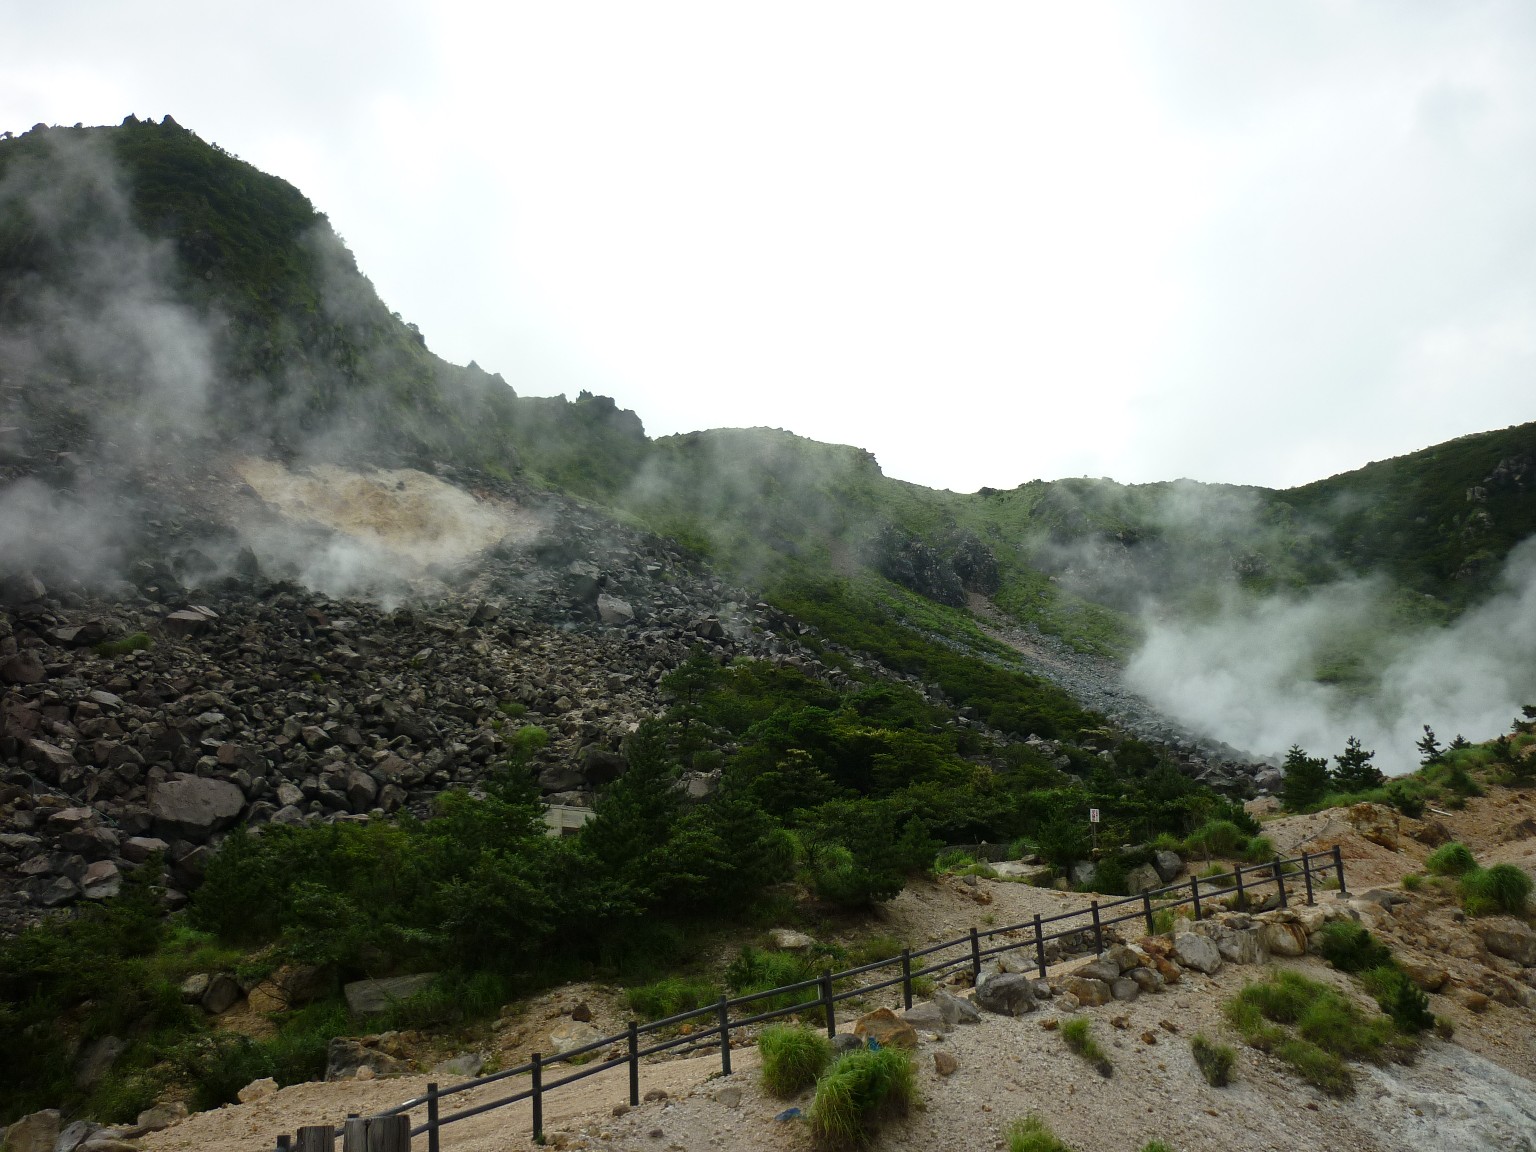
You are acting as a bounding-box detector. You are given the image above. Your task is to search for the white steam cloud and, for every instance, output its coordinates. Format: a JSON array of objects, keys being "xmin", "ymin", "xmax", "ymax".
[{"xmin": 1126, "ymin": 536, "xmax": 1536, "ymax": 772}]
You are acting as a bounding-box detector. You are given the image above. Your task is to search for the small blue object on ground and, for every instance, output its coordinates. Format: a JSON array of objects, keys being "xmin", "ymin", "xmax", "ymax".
[{"xmin": 775, "ymin": 1108, "xmax": 802, "ymax": 1121}]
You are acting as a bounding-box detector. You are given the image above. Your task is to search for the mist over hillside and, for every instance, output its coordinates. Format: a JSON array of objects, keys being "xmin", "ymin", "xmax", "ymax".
[{"xmin": 1, "ymin": 116, "xmax": 1533, "ymax": 770}]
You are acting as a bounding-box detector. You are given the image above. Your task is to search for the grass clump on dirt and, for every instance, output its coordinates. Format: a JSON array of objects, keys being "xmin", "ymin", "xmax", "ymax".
[
  {"xmin": 1060, "ymin": 1016, "xmax": 1112, "ymax": 1078},
  {"xmin": 1224, "ymin": 971, "xmax": 1415, "ymax": 1097},
  {"xmin": 807, "ymin": 1046, "xmax": 918, "ymax": 1147},
  {"xmin": 95, "ymin": 631, "xmax": 153, "ymax": 657},
  {"xmin": 1460, "ymin": 863, "xmax": 1534, "ymax": 917},
  {"xmin": 758, "ymin": 1024, "xmax": 833, "ymax": 1097},
  {"xmin": 1190, "ymin": 1033, "xmax": 1236, "ymax": 1087},
  {"xmin": 1316, "ymin": 921, "xmax": 1392, "ymax": 974},
  {"xmin": 1425, "ymin": 841, "xmax": 1477, "ymax": 877},
  {"xmin": 1006, "ymin": 1114, "xmax": 1076, "ymax": 1152}
]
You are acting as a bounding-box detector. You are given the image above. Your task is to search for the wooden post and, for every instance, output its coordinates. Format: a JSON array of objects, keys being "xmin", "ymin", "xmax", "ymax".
[
  {"xmin": 295, "ymin": 1126, "xmax": 335, "ymax": 1152},
  {"xmin": 1234, "ymin": 863, "xmax": 1246, "ymax": 909},
  {"xmin": 531, "ymin": 1052, "xmax": 543, "ymax": 1144},
  {"xmin": 901, "ymin": 949, "xmax": 913, "ymax": 1010},
  {"xmin": 1302, "ymin": 852, "xmax": 1315, "ymax": 906},
  {"xmin": 628, "ymin": 1021, "xmax": 640, "ymax": 1107},
  {"xmin": 1090, "ymin": 901, "xmax": 1102, "ymax": 955},
  {"xmin": 277, "ymin": 1137, "xmax": 292, "ymax": 1152},
  {"xmin": 1033, "ymin": 914, "xmax": 1046, "ymax": 978},
  {"xmin": 426, "ymin": 1082, "xmax": 440, "ymax": 1152},
  {"xmin": 1191, "ymin": 875, "xmax": 1202, "ymax": 920},
  {"xmin": 341, "ymin": 1118, "xmax": 366, "ymax": 1152},
  {"xmin": 1333, "ymin": 844, "xmax": 1348, "ymax": 895},
  {"xmin": 1273, "ymin": 856, "xmax": 1288, "ymax": 909},
  {"xmin": 1142, "ymin": 891, "xmax": 1155, "ymax": 936},
  {"xmin": 717, "ymin": 996, "xmax": 732, "ymax": 1076},
  {"xmin": 969, "ymin": 927, "xmax": 982, "ymax": 979},
  {"xmin": 820, "ymin": 970, "xmax": 836, "ymax": 1038}
]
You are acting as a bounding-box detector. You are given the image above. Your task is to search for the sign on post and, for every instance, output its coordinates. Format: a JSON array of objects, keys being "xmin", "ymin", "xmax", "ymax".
[
  {"xmin": 1088, "ymin": 807, "xmax": 1099, "ymax": 851},
  {"xmin": 1088, "ymin": 809, "xmax": 1100, "ymax": 823}
]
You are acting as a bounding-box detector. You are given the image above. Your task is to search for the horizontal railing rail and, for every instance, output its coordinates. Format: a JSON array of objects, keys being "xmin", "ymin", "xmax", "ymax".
[{"xmin": 277, "ymin": 844, "xmax": 1347, "ymax": 1151}]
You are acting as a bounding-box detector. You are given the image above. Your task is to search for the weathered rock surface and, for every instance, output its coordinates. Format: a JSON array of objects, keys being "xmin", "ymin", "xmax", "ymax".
[
  {"xmin": 853, "ymin": 1007, "xmax": 920, "ymax": 1048},
  {"xmin": 975, "ymin": 971, "xmax": 1037, "ymax": 1016},
  {"xmin": 2, "ymin": 1109, "xmax": 60, "ymax": 1152},
  {"xmin": 344, "ymin": 973, "xmax": 437, "ymax": 1016},
  {"xmin": 1172, "ymin": 932, "xmax": 1222, "ymax": 975}
]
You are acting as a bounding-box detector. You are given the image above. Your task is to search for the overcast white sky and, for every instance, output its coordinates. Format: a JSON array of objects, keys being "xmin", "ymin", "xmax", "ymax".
[{"xmin": 5, "ymin": 1, "xmax": 1535, "ymax": 493}]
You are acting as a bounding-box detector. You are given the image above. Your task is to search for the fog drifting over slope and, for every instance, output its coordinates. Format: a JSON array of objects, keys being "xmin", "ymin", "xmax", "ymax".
[{"xmin": 1125, "ymin": 537, "xmax": 1536, "ymax": 772}]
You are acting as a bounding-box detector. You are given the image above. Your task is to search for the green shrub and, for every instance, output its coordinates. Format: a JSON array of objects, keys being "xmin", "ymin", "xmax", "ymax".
[
  {"xmin": 1383, "ymin": 778, "xmax": 1426, "ymax": 819},
  {"xmin": 1361, "ymin": 967, "xmax": 1434, "ymax": 1034},
  {"xmin": 1461, "ymin": 864, "xmax": 1534, "ymax": 917},
  {"xmin": 1060, "ymin": 1017, "xmax": 1111, "ymax": 1078},
  {"xmin": 1184, "ymin": 820, "xmax": 1248, "ymax": 859},
  {"xmin": 1140, "ymin": 1144, "xmax": 1177, "ymax": 1152},
  {"xmin": 807, "ymin": 1047, "xmax": 918, "ymax": 1146},
  {"xmin": 1243, "ymin": 836, "xmax": 1275, "ymax": 865},
  {"xmin": 625, "ymin": 977, "xmax": 720, "ymax": 1021},
  {"xmin": 934, "ymin": 848, "xmax": 978, "ymax": 873},
  {"xmin": 1317, "ymin": 921, "xmax": 1392, "ymax": 974},
  {"xmin": 1401, "ymin": 872, "xmax": 1423, "ymax": 892},
  {"xmin": 843, "ymin": 935, "xmax": 906, "ymax": 969},
  {"xmin": 1425, "ymin": 842, "xmax": 1477, "ymax": 877},
  {"xmin": 1190, "ymin": 1034, "xmax": 1235, "ymax": 1087},
  {"xmin": 758, "ymin": 1024, "xmax": 833, "ymax": 1097},
  {"xmin": 1006, "ymin": 1114, "xmax": 1076, "ymax": 1152}
]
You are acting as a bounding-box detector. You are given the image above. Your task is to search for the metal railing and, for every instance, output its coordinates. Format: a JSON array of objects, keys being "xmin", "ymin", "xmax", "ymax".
[{"xmin": 277, "ymin": 844, "xmax": 1346, "ymax": 1150}]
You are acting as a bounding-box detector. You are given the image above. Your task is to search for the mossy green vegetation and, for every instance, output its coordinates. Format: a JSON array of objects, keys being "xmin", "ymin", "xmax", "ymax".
[
  {"xmin": 1190, "ymin": 1034, "xmax": 1235, "ymax": 1087},
  {"xmin": 1060, "ymin": 1016, "xmax": 1112, "ymax": 1078},
  {"xmin": 1224, "ymin": 971, "xmax": 1416, "ymax": 1097},
  {"xmin": 1006, "ymin": 1114, "xmax": 1076, "ymax": 1152},
  {"xmin": 807, "ymin": 1046, "xmax": 918, "ymax": 1147},
  {"xmin": 1460, "ymin": 863, "xmax": 1534, "ymax": 917}
]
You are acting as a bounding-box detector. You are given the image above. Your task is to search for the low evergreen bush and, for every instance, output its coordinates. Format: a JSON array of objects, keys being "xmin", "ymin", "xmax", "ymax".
[
  {"xmin": 1460, "ymin": 863, "xmax": 1534, "ymax": 917},
  {"xmin": 1425, "ymin": 842, "xmax": 1477, "ymax": 877}
]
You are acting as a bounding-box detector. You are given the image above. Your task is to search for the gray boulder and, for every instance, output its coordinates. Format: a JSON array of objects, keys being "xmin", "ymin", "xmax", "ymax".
[
  {"xmin": 3, "ymin": 1109, "xmax": 59, "ymax": 1152},
  {"xmin": 934, "ymin": 989, "xmax": 981, "ymax": 1024},
  {"xmin": 1153, "ymin": 850, "xmax": 1184, "ymax": 883},
  {"xmin": 344, "ymin": 973, "xmax": 437, "ymax": 1016},
  {"xmin": 596, "ymin": 594, "xmax": 635, "ymax": 626},
  {"xmin": 1172, "ymin": 932, "xmax": 1223, "ymax": 975},
  {"xmin": 1481, "ymin": 920, "xmax": 1536, "ymax": 967},
  {"xmin": 326, "ymin": 1038, "xmax": 409, "ymax": 1081},
  {"xmin": 201, "ymin": 973, "xmax": 243, "ymax": 1015},
  {"xmin": 148, "ymin": 775, "xmax": 245, "ymax": 841},
  {"xmin": 1124, "ymin": 863, "xmax": 1163, "ymax": 895},
  {"xmin": 975, "ymin": 971, "xmax": 1036, "ymax": 1016},
  {"xmin": 1068, "ymin": 860, "xmax": 1098, "ymax": 889},
  {"xmin": 901, "ymin": 1000, "xmax": 952, "ymax": 1033}
]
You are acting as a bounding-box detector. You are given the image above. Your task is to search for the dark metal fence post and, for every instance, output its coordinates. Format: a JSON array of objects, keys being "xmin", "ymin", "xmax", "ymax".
[
  {"xmin": 901, "ymin": 949, "xmax": 913, "ymax": 1010},
  {"xmin": 820, "ymin": 969, "xmax": 836, "ymax": 1038},
  {"xmin": 969, "ymin": 927, "xmax": 982, "ymax": 979},
  {"xmin": 1302, "ymin": 852, "xmax": 1315, "ymax": 906},
  {"xmin": 427, "ymin": 1082, "xmax": 440, "ymax": 1152},
  {"xmin": 1191, "ymin": 875, "xmax": 1202, "ymax": 920},
  {"xmin": 717, "ymin": 997, "xmax": 732, "ymax": 1075},
  {"xmin": 531, "ymin": 1052, "xmax": 543, "ymax": 1144},
  {"xmin": 1142, "ymin": 891, "xmax": 1155, "ymax": 935},
  {"xmin": 1033, "ymin": 914, "xmax": 1046, "ymax": 977},
  {"xmin": 628, "ymin": 1021, "xmax": 640, "ymax": 1107},
  {"xmin": 1333, "ymin": 844, "xmax": 1348, "ymax": 895},
  {"xmin": 1234, "ymin": 863, "xmax": 1246, "ymax": 909},
  {"xmin": 1091, "ymin": 901, "xmax": 1103, "ymax": 955},
  {"xmin": 1273, "ymin": 856, "xmax": 1288, "ymax": 908}
]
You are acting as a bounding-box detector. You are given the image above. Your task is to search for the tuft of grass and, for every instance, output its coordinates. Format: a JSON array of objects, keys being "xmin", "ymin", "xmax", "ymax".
[
  {"xmin": 624, "ymin": 976, "xmax": 720, "ymax": 1021},
  {"xmin": 934, "ymin": 848, "xmax": 978, "ymax": 873},
  {"xmin": 1425, "ymin": 842, "xmax": 1477, "ymax": 877},
  {"xmin": 844, "ymin": 935, "xmax": 906, "ymax": 969},
  {"xmin": 1460, "ymin": 863, "xmax": 1534, "ymax": 917},
  {"xmin": 1190, "ymin": 1034, "xmax": 1235, "ymax": 1087},
  {"xmin": 1139, "ymin": 1144, "xmax": 1177, "ymax": 1152},
  {"xmin": 1060, "ymin": 1017, "xmax": 1112, "ymax": 1078},
  {"xmin": 1360, "ymin": 966, "xmax": 1435, "ymax": 1034},
  {"xmin": 1243, "ymin": 836, "xmax": 1276, "ymax": 865},
  {"xmin": 1401, "ymin": 872, "xmax": 1423, "ymax": 892},
  {"xmin": 758, "ymin": 1024, "xmax": 833, "ymax": 1097},
  {"xmin": 1184, "ymin": 819, "xmax": 1248, "ymax": 860},
  {"xmin": 1006, "ymin": 1114, "xmax": 1076, "ymax": 1152},
  {"xmin": 807, "ymin": 1047, "xmax": 918, "ymax": 1147},
  {"xmin": 727, "ymin": 946, "xmax": 819, "ymax": 1014},
  {"xmin": 96, "ymin": 631, "xmax": 153, "ymax": 657}
]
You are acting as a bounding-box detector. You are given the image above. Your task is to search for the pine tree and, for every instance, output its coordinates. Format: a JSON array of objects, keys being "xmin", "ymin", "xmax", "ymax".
[
  {"xmin": 1280, "ymin": 744, "xmax": 1331, "ymax": 811},
  {"xmin": 1415, "ymin": 725, "xmax": 1443, "ymax": 767},
  {"xmin": 1333, "ymin": 736, "xmax": 1384, "ymax": 793}
]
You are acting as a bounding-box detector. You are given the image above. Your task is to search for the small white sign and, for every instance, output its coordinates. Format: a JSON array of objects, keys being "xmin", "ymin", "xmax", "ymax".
[{"xmin": 1089, "ymin": 808, "xmax": 1100, "ymax": 823}]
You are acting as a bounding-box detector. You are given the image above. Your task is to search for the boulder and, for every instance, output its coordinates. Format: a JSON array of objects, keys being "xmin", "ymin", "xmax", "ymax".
[
  {"xmin": 148, "ymin": 775, "xmax": 245, "ymax": 841},
  {"xmin": 1172, "ymin": 932, "xmax": 1222, "ymax": 975},
  {"xmin": 549, "ymin": 1020, "xmax": 601, "ymax": 1054},
  {"xmin": 853, "ymin": 1007, "xmax": 919, "ymax": 1048},
  {"xmin": 1152, "ymin": 850, "xmax": 1184, "ymax": 883},
  {"xmin": 1127, "ymin": 967, "xmax": 1164, "ymax": 994},
  {"xmin": 974, "ymin": 971, "xmax": 1037, "ymax": 1016},
  {"xmin": 1068, "ymin": 860, "xmax": 1098, "ymax": 889},
  {"xmin": 432, "ymin": 1052, "xmax": 486, "ymax": 1077},
  {"xmin": 1124, "ymin": 863, "xmax": 1163, "ymax": 895},
  {"xmin": 1216, "ymin": 927, "xmax": 1265, "ymax": 965},
  {"xmin": 3, "ymin": 1109, "xmax": 60, "ymax": 1152},
  {"xmin": 1259, "ymin": 921, "xmax": 1307, "ymax": 958},
  {"xmin": 55, "ymin": 1120, "xmax": 103, "ymax": 1152},
  {"xmin": 201, "ymin": 973, "xmax": 243, "ymax": 1015},
  {"xmin": 121, "ymin": 835, "xmax": 170, "ymax": 864},
  {"xmin": 768, "ymin": 928, "xmax": 815, "ymax": 951},
  {"xmin": 344, "ymin": 973, "xmax": 437, "ymax": 1016},
  {"xmin": 0, "ymin": 651, "xmax": 47, "ymax": 685},
  {"xmin": 130, "ymin": 1102, "xmax": 187, "ymax": 1134},
  {"xmin": 1346, "ymin": 803, "xmax": 1400, "ymax": 850},
  {"xmin": 21, "ymin": 874, "xmax": 78, "ymax": 906},
  {"xmin": 161, "ymin": 606, "xmax": 219, "ymax": 638},
  {"xmin": 74, "ymin": 1034, "xmax": 125, "ymax": 1088},
  {"xmin": 1110, "ymin": 978, "xmax": 1141, "ymax": 1002},
  {"xmin": 901, "ymin": 1000, "xmax": 952, "ymax": 1033},
  {"xmin": 1482, "ymin": 921, "xmax": 1536, "ymax": 966},
  {"xmin": 933, "ymin": 1051, "xmax": 958, "ymax": 1076},
  {"xmin": 81, "ymin": 860, "xmax": 121, "ymax": 899},
  {"xmin": 326, "ymin": 1038, "xmax": 409, "ymax": 1081},
  {"xmin": 934, "ymin": 989, "xmax": 981, "ymax": 1024},
  {"xmin": 1071, "ymin": 959, "xmax": 1121, "ymax": 984},
  {"xmin": 238, "ymin": 1077, "xmax": 279, "ymax": 1103},
  {"xmin": 1063, "ymin": 976, "xmax": 1112, "ymax": 1007},
  {"xmin": 596, "ymin": 595, "xmax": 635, "ymax": 626},
  {"xmin": 1398, "ymin": 959, "xmax": 1449, "ymax": 992}
]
